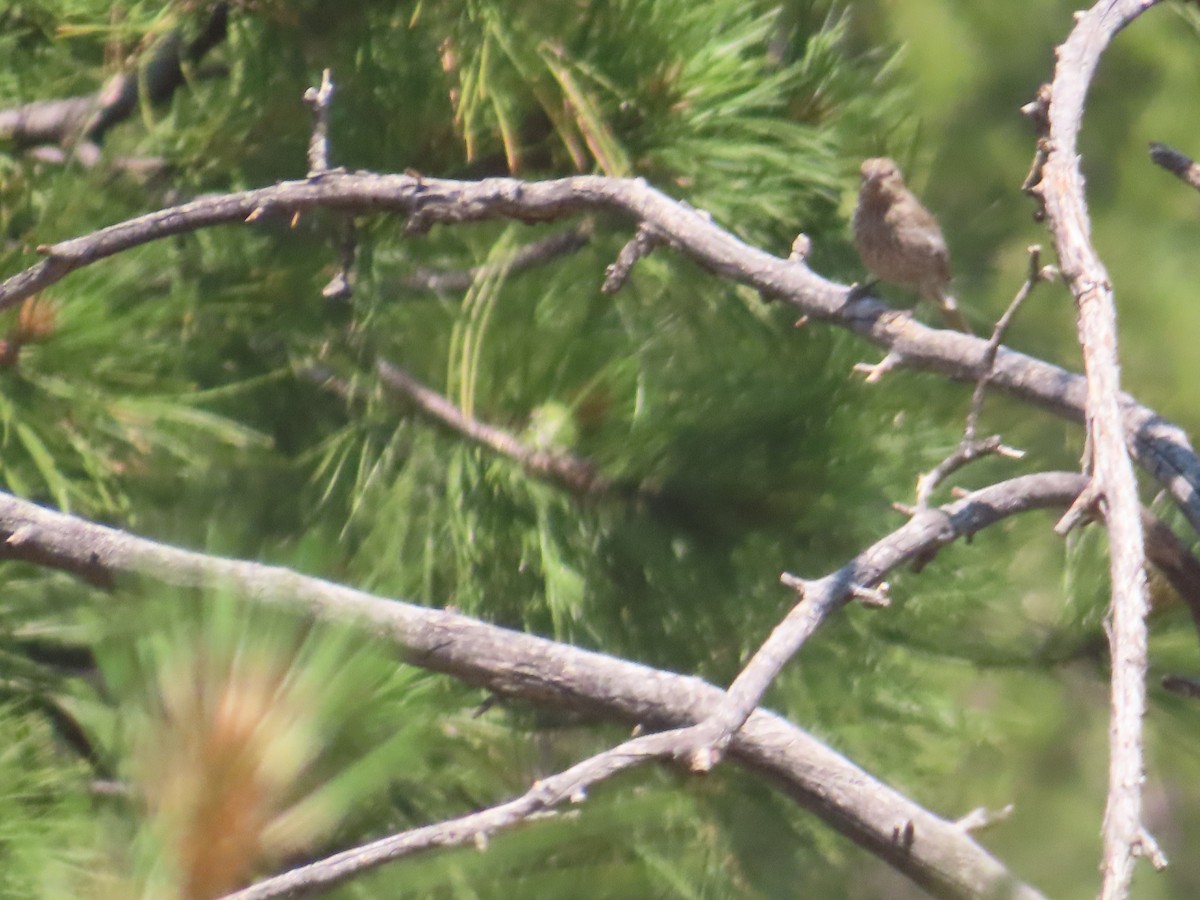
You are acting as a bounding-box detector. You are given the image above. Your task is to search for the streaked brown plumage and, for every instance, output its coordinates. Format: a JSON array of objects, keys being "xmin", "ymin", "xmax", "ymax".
[{"xmin": 852, "ymin": 157, "xmax": 972, "ymax": 333}]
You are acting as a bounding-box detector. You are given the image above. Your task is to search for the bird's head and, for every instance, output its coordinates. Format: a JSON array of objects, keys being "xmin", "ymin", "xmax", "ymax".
[{"xmin": 860, "ymin": 157, "xmax": 904, "ymax": 190}]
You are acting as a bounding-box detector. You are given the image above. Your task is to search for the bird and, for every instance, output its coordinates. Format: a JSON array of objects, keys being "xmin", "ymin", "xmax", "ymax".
[{"xmin": 852, "ymin": 157, "xmax": 972, "ymax": 334}]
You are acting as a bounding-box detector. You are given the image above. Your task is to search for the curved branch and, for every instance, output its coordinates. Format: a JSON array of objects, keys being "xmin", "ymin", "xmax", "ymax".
[
  {"xmin": 1025, "ymin": 2, "xmax": 1165, "ymax": 893},
  {"xmin": 223, "ymin": 728, "xmax": 692, "ymax": 900},
  {"xmin": 696, "ymin": 477, "xmax": 1087, "ymax": 760},
  {"xmin": 0, "ymin": 486, "xmax": 1060, "ymax": 899},
  {"xmin": 0, "ymin": 3, "xmax": 229, "ymax": 154},
  {"xmin": 1, "ymin": 170, "xmax": 1197, "ymax": 539}
]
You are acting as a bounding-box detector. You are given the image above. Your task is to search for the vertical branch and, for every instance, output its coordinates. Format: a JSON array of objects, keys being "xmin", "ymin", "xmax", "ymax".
[
  {"xmin": 1024, "ymin": 2, "xmax": 1166, "ymax": 895},
  {"xmin": 303, "ymin": 68, "xmax": 335, "ymax": 176},
  {"xmin": 303, "ymin": 69, "xmax": 358, "ymax": 300}
]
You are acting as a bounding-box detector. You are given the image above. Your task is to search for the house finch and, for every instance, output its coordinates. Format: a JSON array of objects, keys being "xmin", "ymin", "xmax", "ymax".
[{"xmin": 852, "ymin": 157, "xmax": 972, "ymax": 333}]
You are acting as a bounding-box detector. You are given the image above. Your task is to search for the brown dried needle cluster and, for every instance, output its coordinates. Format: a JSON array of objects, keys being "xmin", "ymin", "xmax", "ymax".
[
  {"xmin": 0, "ymin": 295, "xmax": 58, "ymax": 367},
  {"xmin": 134, "ymin": 641, "xmax": 338, "ymax": 899},
  {"xmin": 852, "ymin": 157, "xmax": 972, "ymax": 333}
]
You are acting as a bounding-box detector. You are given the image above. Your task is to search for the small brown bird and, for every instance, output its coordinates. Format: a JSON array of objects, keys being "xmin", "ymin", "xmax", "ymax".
[{"xmin": 852, "ymin": 157, "xmax": 972, "ymax": 333}]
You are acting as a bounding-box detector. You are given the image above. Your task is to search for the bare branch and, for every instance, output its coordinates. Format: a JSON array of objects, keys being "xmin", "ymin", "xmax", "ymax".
[
  {"xmin": 299, "ymin": 69, "xmax": 361, "ymax": 301},
  {"xmin": 1141, "ymin": 510, "xmax": 1200, "ymax": 643},
  {"xmin": 1054, "ymin": 478, "xmax": 1103, "ymax": 537},
  {"xmin": 603, "ymin": 223, "xmax": 661, "ymax": 293},
  {"xmin": 1025, "ymin": 1, "xmax": 1166, "ymax": 894},
  {"xmin": 1148, "ymin": 141, "xmax": 1200, "ymax": 193},
  {"xmin": 299, "ymin": 362, "xmax": 361, "ymax": 405},
  {"xmin": 680, "ymin": 481, "xmax": 1200, "ymax": 785},
  {"xmin": 0, "ymin": 489, "xmax": 1045, "ymax": 899},
  {"xmin": 2, "ymin": 171, "xmax": 1196, "ymax": 538},
  {"xmin": 853, "ymin": 349, "xmax": 905, "ymax": 383},
  {"xmin": 913, "ymin": 247, "xmax": 1048, "ymax": 508},
  {"xmin": 964, "ymin": 246, "xmax": 1049, "ymax": 442},
  {"xmin": 375, "ymin": 359, "xmax": 623, "ymax": 498},
  {"xmin": 398, "ymin": 224, "xmax": 593, "ymax": 294},
  {"xmin": 916, "ymin": 436, "xmax": 1025, "ymax": 511},
  {"xmin": 320, "ymin": 215, "xmax": 357, "ymax": 301},
  {"xmin": 303, "ymin": 69, "xmax": 336, "ymax": 176},
  {"xmin": 956, "ymin": 805, "xmax": 1015, "ymax": 834},
  {"xmin": 0, "ymin": 3, "xmax": 230, "ymax": 153},
  {"xmin": 1161, "ymin": 675, "xmax": 1200, "ymax": 698},
  {"xmin": 684, "ymin": 474, "xmax": 1088, "ymax": 766},
  {"xmin": 223, "ymin": 728, "xmax": 686, "ymax": 900}
]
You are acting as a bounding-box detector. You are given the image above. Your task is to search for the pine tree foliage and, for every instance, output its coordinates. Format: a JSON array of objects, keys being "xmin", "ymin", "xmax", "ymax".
[{"xmin": 2, "ymin": 1, "xmax": 1199, "ymax": 898}]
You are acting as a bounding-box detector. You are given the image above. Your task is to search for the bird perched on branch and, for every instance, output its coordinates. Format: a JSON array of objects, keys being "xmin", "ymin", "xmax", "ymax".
[{"xmin": 852, "ymin": 157, "xmax": 972, "ymax": 334}]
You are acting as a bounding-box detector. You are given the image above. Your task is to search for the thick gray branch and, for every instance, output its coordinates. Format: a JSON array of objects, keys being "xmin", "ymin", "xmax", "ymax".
[
  {"xmin": 0, "ymin": 3, "xmax": 229, "ymax": 153},
  {"xmin": 0, "ymin": 489, "xmax": 1042, "ymax": 899},
  {"xmin": 1, "ymin": 170, "xmax": 1196, "ymax": 538}
]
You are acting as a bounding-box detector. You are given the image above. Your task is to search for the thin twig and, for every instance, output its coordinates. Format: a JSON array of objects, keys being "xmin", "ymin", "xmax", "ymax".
[
  {"xmin": 399, "ymin": 224, "xmax": 593, "ymax": 294},
  {"xmin": 912, "ymin": 248, "xmax": 1047, "ymax": 508},
  {"xmin": 222, "ymin": 728, "xmax": 689, "ymax": 899},
  {"xmin": 321, "ymin": 216, "xmax": 356, "ymax": 301},
  {"xmin": 303, "ymin": 69, "xmax": 336, "ymax": 176},
  {"xmin": 915, "ymin": 437, "xmax": 1025, "ymax": 511},
  {"xmin": 964, "ymin": 246, "xmax": 1048, "ymax": 442},
  {"xmin": 375, "ymin": 358, "xmax": 618, "ymax": 498},
  {"xmin": 300, "ymin": 71, "xmax": 359, "ymax": 301},
  {"xmin": 955, "ymin": 805, "xmax": 1014, "ymax": 833},
  {"xmin": 298, "ymin": 363, "xmax": 360, "ymax": 405},
  {"xmin": 603, "ymin": 223, "xmax": 661, "ymax": 293}
]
